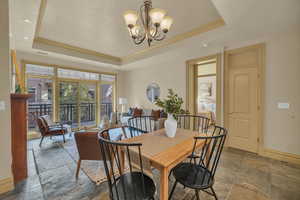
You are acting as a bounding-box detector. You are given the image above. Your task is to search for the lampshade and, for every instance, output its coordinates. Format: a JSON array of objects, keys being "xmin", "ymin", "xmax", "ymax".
[
  {"xmin": 149, "ymin": 8, "xmax": 166, "ymax": 25},
  {"xmin": 123, "ymin": 10, "xmax": 138, "ymax": 26},
  {"xmin": 161, "ymin": 16, "xmax": 173, "ymax": 32},
  {"xmin": 119, "ymin": 98, "xmax": 128, "ymax": 105}
]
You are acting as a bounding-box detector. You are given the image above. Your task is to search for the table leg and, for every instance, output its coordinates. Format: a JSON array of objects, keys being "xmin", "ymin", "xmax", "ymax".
[
  {"xmin": 120, "ymin": 150, "xmax": 125, "ymax": 175},
  {"xmin": 160, "ymin": 167, "xmax": 169, "ymax": 200},
  {"xmin": 109, "ymin": 156, "xmax": 115, "ymax": 178}
]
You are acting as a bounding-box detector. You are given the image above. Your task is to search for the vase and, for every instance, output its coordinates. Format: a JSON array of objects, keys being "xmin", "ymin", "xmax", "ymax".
[{"xmin": 164, "ymin": 113, "xmax": 177, "ymax": 138}]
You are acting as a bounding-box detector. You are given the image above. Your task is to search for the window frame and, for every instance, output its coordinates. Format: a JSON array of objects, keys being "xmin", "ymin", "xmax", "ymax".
[{"xmin": 22, "ymin": 60, "xmax": 117, "ymax": 132}]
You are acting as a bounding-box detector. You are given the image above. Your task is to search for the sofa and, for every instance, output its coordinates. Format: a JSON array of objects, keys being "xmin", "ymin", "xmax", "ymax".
[
  {"xmin": 109, "ymin": 108, "xmax": 215, "ymax": 133},
  {"xmin": 117, "ymin": 108, "xmax": 166, "ymax": 131}
]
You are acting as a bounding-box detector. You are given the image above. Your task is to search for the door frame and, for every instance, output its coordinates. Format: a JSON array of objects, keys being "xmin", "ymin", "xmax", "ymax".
[
  {"xmin": 186, "ymin": 54, "xmax": 222, "ymax": 124},
  {"xmin": 224, "ymin": 43, "xmax": 265, "ymax": 153}
]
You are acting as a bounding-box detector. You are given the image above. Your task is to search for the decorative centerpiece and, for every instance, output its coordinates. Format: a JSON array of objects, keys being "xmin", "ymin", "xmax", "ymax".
[{"xmin": 155, "ymin": 89, "xmax": 186, "ymax": 138}]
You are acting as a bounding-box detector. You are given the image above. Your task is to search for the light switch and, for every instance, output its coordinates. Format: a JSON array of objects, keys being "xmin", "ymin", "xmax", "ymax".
[
  {"xmin": 278, "ymin": 102, "xmax": 290, "ymax": 109},
  {"xmin": 0, "ymin": 101, "xmax": 5, "ymax": 111}
]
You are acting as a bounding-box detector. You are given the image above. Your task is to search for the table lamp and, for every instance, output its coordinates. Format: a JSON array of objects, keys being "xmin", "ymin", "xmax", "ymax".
[{"xmin": 119, "ymin": 97, "xmax": 128, "ymax": 113}]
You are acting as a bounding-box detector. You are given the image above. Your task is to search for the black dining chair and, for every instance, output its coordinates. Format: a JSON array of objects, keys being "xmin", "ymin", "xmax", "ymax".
[
  {"xmin": 98, "ymin": 129, "xmax": 156, "ymax": 200},
  {"xmin": 169, "ymin": 126, "xmax": 227, "ymax": 200},
  {"xmin": 128, "ymin": 116, "xmax": 156, "ymax": 138},
  {"xmin": 176, "ymin": 114, "xmax": 210, "ymax": 133},
  {"xmin": 175, "ymin": 114, "xmax": 211, "ymax": 163}
]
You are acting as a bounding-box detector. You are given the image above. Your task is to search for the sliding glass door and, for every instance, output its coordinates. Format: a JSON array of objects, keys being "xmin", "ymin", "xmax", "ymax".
[
  {"xmin": 24, "ymin": 62, "xmax": 117, "ymax": 135},
  {"xmin": 59, "ymin": 81, "xmax": 79, "ymax": 128},
  {"xmin": 27, "ymin": 77, "xmax": 53, "ymax": 131},
  {"xmin": 80, "ymin": 83, "xmax": 96, "ymax": 127},
  {"xmin": 58, "ymin": 81, "xmax": 97, "ymax": 129},
  {"xmin": 100, "ymin": 83, "xmax": 114, "ymax": 119}
]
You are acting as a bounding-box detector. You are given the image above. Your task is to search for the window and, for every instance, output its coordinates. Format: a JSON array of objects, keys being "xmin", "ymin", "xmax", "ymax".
[
  {"xmin": 100, "ymin": 74, "xmax": 116, "ymax": 82},
  {"xmin": 100, "ymin": 83, "xmax": 114, "ymax": 118},
  {"xmin": 58, "ymin": 68, "xmax": 99, "ymax": 80},
  {"xmin": 24, "ymin": 63, "xmax": 116, "ymax": 133},
  {"xmin": 27, "ymin": 78, "xmax": 53, "ymax": 130},
  {"xmin": 26, "ymin": 64, "xmax": 54, "ymax": 76}
]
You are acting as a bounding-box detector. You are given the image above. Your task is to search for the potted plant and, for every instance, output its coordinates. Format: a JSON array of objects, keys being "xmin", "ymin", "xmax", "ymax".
[{"xmin": 155, "ymin": 89, "xmax": 187, "ymax": 137}]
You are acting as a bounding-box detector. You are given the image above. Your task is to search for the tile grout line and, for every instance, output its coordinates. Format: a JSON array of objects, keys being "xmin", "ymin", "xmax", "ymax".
[
  {"xmin": 31, "ymin": 148, "xmax": 47, "ymax": 200},
  {"xmin": 58, "ymin": 139, "xmax": 92, "ymax": 179}
]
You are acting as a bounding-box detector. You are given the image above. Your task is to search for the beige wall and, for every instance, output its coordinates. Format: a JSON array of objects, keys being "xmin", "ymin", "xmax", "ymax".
[
  {"xmin": 120, "ymin": 46, "xmax": 222, "ymax": 110},
  {"xmin": 121, "ymin": 28, "xmax": 300, "ymax": 156},
  {"xmin": 263, "ymin": 30, "xmax": 300, "ymax": 155},
  {"xmin": 0, "ymin": 0, "xmax": 13, "ymax": 181}
]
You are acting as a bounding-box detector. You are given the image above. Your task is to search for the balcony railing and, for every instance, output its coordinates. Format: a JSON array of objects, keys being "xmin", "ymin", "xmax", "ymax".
[{"xmin": 28, "ymin": 102, "xmax": 112, "ymax": 129}]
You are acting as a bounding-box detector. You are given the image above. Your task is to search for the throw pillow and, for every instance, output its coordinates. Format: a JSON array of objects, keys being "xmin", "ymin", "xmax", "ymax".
[
  {"xmin": 133, "ymin": 108, "xmax": 143, "ymax": 117},
  {"xmin": 151, "ymin": 109, "xmax": 161, "ymax": 120}
]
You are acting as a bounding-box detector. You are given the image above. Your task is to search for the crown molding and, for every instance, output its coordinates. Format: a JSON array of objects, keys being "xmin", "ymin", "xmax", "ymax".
[
  {"xmin": 33, "ymin": 0, "xmax": 47, "ymax": 40},
  {"xmin": 33, "ymin": 37, "xmax": 122, "ymax": 65}
]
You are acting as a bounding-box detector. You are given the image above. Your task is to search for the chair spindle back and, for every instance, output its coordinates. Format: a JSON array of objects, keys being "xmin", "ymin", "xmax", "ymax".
[
  {"xmin": 191, "ymin": 126, "xmax": 227, "ymax": 179},
  {"xmin": 176, "ymin": 114, "xmax": 210, "ymax": 133},
  {"xmin": 128, "ymin": 116, "xmax": 155, "ymax": 137},
  {"xmin": 98, "ymin": 129, "xmax": 148, "ymax": 200}
]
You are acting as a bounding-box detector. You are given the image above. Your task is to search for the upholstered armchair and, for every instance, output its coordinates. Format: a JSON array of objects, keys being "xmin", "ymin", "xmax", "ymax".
[
  {"xmin": 74, "ymin": 128, "xmax": 123, "ymax": 179},
  {"xmin": 37, "ymin": 116, "xmax": 68, "ymax": 147}
]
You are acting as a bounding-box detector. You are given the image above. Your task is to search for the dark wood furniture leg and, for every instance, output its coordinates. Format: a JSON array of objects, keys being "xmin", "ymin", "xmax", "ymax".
[{"xmin": 75, "ymin": 159, "xmax": 81, "ymax": 179}]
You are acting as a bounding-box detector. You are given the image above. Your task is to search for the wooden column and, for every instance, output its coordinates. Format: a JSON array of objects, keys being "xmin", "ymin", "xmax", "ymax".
[{"xmin": 11, "ymin": 93, "xmax": 31, "ymax": 184}]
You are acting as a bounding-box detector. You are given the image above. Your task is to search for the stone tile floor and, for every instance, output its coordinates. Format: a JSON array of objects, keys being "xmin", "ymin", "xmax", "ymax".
[{"xmin": 1, "ymin": 136, "xmax": 300, "ymax": 200}]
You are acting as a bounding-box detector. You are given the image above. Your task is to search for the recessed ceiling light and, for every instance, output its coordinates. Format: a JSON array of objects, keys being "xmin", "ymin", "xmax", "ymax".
[
  {"xmin": 24, "ymin": 19, "xmax": 32, "ymax": 23},
  {"xmin": 24, "ymin": 36, "xmax": 29, "ymax": 40},
  {"xmin": 202, "ymin": 43, "xmax": 208, "ymax": 47}
]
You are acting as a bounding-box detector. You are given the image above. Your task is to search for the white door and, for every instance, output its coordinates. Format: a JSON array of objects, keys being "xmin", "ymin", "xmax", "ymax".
[{"xmin": 225, "ymin": 44, "xmax": 263, "ymax": 153}]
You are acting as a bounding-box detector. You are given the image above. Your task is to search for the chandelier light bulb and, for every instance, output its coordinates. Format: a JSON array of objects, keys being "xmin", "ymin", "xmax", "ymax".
[
  {"xmin": 131, "ymin": 25, "xmax": 140, "ymax": 37},
  {"xmin": 123, "ymin": 10, "xmax": 138, "ymax": 27},
  {"xmin": 161, "ymin": 16, "xmax": 173, "ymax": 33},
  {"xmin": 149, "ymin": 8, "xmax": 167, "ymax": 26}
]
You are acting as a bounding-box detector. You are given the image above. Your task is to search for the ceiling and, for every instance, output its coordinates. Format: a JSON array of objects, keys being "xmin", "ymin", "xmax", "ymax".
[
  {"xmin": 10, "ymin": 0, "xmax": 224, "ymax": 66},
  {"xmin": 40, "ymin": 0, "xmax": 221, "ymax": 57},
  {"xmin": 10, "ymin": 0, "xmax": 300, "ymax": 69}
]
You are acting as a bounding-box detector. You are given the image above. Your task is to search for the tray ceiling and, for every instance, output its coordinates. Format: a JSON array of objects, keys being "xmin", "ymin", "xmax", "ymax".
[{"xmin": 33, "ymin": 0, "xmax": 224, "ymax": 64}]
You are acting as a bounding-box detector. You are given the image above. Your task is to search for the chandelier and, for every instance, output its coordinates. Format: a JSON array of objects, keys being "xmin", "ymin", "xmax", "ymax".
[{"xmin": 123, "ymin": 0, "xmax": 173, "ymax": 47}]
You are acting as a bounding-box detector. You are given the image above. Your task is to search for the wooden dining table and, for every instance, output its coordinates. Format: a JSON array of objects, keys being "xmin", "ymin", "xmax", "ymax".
[{"xmin": 120, "ymin": 128, "xmax": 206, "ymax": 200}]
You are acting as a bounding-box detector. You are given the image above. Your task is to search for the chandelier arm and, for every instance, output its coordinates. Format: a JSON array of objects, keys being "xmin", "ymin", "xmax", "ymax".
[
  {"xmin": 125, "ymin": 0, "xmax": 170, "ymax": 46},
  {"xmin": 150, "ymin": 25, "xmax": 159, "ymax": 38},
  {"xmin": 129, "ymin": 27, "xmax": 135, "ymax": 37},
  {"xmin": 133, "ymin": 35, "xmax": 146, "ymax": 45},
  {"xmin": 153, "ymin": 33, "xmax": 166, "ymax": 41},
  {"xmin": 152, "ymin": 27, "xmax": 163, "ymax": 40}
]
